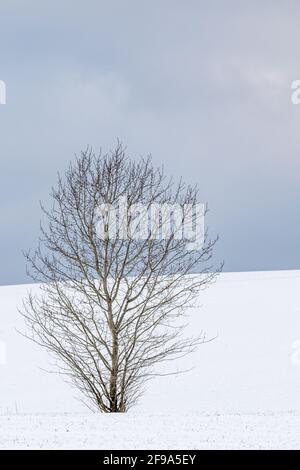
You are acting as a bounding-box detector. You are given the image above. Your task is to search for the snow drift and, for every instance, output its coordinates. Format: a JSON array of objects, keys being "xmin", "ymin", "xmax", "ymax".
[{"xmin": 1, "ymin": 270, "xmax": 300, "ymax": 415}]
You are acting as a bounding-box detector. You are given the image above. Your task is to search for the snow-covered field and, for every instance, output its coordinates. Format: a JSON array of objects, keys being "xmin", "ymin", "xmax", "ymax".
[
  {"xmin": 1, "ymin": 411, "xmax": 300, "ymax": 450},
  {"xmin": 1, "ymin": 270, "xmax": 300, "ymax": 449}
]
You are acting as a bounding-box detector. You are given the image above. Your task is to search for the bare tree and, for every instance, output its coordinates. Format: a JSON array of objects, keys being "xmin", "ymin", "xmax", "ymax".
[{"xmin": 21, "ymin": 143, "xmax": 220, "ymax": 412}]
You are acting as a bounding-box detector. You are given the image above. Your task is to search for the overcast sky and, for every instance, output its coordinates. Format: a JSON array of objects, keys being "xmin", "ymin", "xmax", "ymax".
[{"xmin": 1, "ymin": 1, "xmax": 300, "ymax": 285}]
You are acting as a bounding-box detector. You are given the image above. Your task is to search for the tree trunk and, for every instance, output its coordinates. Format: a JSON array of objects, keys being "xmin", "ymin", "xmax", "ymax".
[{"xmin": 109, "ymin": 331, "xmax": 118, "ymax": 411}]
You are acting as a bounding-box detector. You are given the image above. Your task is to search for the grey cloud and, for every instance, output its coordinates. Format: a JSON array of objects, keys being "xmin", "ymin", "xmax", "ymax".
[{"xmin": 0, "ymin": 1, "xmax": 300, "ymax": 284}]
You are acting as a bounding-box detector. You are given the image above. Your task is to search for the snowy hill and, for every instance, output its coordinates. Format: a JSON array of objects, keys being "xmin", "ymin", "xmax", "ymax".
[{"xmin": 1, "ymin": 270, "xmax": 300, "ymax": 416}]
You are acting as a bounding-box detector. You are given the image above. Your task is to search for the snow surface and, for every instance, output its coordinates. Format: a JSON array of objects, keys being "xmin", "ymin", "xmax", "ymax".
[
  {"xmin": 0, "ymin": 270, "xmax": 300, "ymax": 448},
  {"xmin": 1, "ymin": 411, "xmax": 300, "ymax": 450}
]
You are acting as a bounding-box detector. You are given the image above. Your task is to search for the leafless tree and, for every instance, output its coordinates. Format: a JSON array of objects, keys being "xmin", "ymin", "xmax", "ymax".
[{"xmin": 21, "ymin": 143, "xmax": 221, "ymax": 412}]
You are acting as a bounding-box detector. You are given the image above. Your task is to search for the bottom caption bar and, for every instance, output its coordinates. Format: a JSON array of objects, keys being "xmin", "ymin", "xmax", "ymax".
[{"xmin": 0, "ymin": 450, "xmax": 299, "ymax": 465}]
